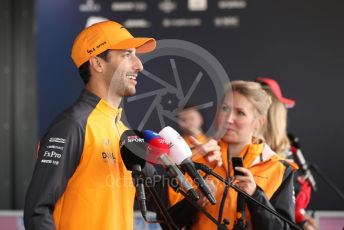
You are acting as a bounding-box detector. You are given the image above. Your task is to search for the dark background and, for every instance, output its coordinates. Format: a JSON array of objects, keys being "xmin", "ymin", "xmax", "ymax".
[{"xmin": 0, "ymin": 0, "xmax": 343, "ymax": 211}]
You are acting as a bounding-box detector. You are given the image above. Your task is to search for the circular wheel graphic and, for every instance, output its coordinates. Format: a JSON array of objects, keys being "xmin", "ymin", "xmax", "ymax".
[{"xmin": 122, "ymin": 39, "xmax": 230, "ymax": 136}]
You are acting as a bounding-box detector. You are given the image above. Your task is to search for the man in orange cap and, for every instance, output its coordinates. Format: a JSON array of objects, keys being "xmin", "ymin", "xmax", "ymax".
[{"xmin": 24, "ymin": 20, "xmax": 156, "ymax": 230}]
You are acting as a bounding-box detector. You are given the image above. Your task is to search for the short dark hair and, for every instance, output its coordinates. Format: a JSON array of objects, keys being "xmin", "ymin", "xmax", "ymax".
[{"xmin": 78, "ymin": 49, "xmax": 110, "ymax": 85}]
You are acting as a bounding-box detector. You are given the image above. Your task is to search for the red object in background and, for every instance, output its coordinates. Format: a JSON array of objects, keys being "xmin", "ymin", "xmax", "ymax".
[
  {"xmin": 295, "ymin": 177, "xmax": 312, "ymax": 224},
  {"xmin": 256, "ymin": 77, "xmax": 296, "ymax": 108}
]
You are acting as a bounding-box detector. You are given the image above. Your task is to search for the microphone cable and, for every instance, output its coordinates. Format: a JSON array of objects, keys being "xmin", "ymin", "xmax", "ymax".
[{"xmin": 217, "ymin": 146, "xmax": 231, "ymax": 228}]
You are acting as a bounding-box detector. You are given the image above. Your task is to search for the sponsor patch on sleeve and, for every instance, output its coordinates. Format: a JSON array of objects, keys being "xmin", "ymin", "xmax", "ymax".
[
  {"xmin": 49, "ymin": 137, "xmax": 66, "ymax": 144},
  {"xmin": 40, "ymin": 137, "xmax": 66, "ymax": 166}
]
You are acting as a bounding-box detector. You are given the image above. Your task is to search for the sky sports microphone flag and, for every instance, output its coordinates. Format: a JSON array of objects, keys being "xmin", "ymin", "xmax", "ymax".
[
  {"xmin": 159, "ymin": 126, "xmax": 216, "ymax": 205},
  {"xmin": 142, "ymin": 130, "xmax": 199, "ymax": 201},
  {"xmin": 120, "ymin": 130, "xmax": 148, "ymax": 219}
]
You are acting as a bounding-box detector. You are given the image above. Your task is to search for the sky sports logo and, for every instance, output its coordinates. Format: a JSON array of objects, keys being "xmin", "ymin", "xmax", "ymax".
[{"xmin": 127, "ymin": 135, "xmax": 144, "ymax": 143}]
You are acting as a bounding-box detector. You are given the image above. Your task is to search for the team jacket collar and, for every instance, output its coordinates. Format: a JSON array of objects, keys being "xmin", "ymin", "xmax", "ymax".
[
  {"xmin": 97, "ymin": 99, "xmax": 123, "ymax": 121},
  {"xmin": 80, "ymin": 88, "xmax": 102, "ymax": 106},
  {"xmin": 249, "ymin": 144, "xmax": 276, "ymax": 167},
  {"xmin": 80, "ymin": 89, "xmax": 123, "ymax": 121}
]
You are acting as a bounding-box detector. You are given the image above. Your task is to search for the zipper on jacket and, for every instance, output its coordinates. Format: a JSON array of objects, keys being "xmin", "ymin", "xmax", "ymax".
[{"xmin": 114, "ymin": 114, "xmax": 122, "ymax": 137}]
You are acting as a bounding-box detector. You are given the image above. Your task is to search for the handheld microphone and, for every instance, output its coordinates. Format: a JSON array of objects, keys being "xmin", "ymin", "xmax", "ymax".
[
  {"xmin": 120, "ymin": 130, "xmax": 148, "ymax": 218},
  {"xmin": 143, "ymin": 130, "xmax": 199, "ymax": 201},
  {"xmin": 159, "ymin": 126, "xmax": 217, "ymax": 205},
  {"xmin": 288, "ymin": 134, "xmax": 317, "ymax": 191}
]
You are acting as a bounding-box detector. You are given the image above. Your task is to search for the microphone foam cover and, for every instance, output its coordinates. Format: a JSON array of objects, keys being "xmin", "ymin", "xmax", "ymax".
[
  {"xmin": 159, "ymin": 126, "xmax": 192, "ymax": 165},
  {"xmin": 143, "ymin": 130, "xmax": 170, "ymax": 164},
  {"xmin": 120, "ymin": 130, "xmax": 147, "ymax": 171}
]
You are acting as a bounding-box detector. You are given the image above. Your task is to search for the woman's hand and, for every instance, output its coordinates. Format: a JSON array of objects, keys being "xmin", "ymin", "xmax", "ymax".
[
  {"xmin": 302, "ymin": 211, "xmax": 317, "ymax": 230},
  {"xmin": 189, "ymin": 136, "xmax": 223, "ymax": 167},
  {"xmin": 232, "ymin": 167, "xmax": 257, "ymax": 196}
]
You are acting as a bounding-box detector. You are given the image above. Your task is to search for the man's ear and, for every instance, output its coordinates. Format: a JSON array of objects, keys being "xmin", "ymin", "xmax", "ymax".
[{"xmin": 89, "ymin": 56, "xmax": 103, "ymax": 73}]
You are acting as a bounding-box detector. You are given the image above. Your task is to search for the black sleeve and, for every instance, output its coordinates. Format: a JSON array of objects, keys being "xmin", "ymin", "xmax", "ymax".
[
  {"xmin": 247, "ymin": 165, "xmax": 295, "ymax": 230},
  {"xmin": 24, "ymin": 119, "xmax": 84, "ymax": 230}
]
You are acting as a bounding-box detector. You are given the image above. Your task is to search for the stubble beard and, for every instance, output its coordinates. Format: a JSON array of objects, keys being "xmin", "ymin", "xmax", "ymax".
[
  {"xmin": 124, "ymin": 84, "xmax": 136, "ymax": 97},
  {"xmin": 109, "ymin": 68, "xmax": 137, "ymax": 96}
]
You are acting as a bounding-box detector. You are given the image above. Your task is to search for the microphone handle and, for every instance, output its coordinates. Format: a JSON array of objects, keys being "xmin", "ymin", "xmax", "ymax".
[
  {"xmin": 181, "ymin": 162, "xmax": 216, "ymax": 205},
  {"xmin": 159, "ymin": 154, "xmax": 199, "ymax": 200},
  {"xmin": 132, "ymin": 165, "xmax": 147, "ymax": 219},
  {"xmin": 137, "ymin": 182, "xmax": 147, "ymax": 218},
  {"xmin": 303, "ymin": 168, "xmax": 317, "ymax": 192},
  {"xmin": 294, "ymin": 149, "xmax": 317, "ymax": 191}
]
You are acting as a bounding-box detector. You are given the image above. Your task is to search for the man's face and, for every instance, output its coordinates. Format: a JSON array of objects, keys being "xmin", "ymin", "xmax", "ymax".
[{"xmin": 104, "ymin": 48, "xmax": 143, "ymax": 97}]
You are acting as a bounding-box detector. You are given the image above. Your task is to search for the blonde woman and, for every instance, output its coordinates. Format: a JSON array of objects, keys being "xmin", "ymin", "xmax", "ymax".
[
  {"xmin": 188, "ymin": 81, "xmax": 297, "ymax": 230},
  {"xmin": 256, "ymin": 77, "xmax": 294, "ymax": 157},
  {"xmin": 257, "ymin": 77, "xmax": 316, "ymax": 230}
]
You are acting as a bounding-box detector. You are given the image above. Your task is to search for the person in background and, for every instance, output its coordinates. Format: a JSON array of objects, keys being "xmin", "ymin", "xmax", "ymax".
[
  {"xmin": 177, "ymin": 105, "xmax": 208, "ymax": 145},
  {"xmin": 256, "ymin": 77, "xmax": 317, "ymax": 230},
  {"xmin": 24, "ymin": 20, "xmax": 156, "ymax": 230},
  {"xmin": 255, "ymin": 78, "xmax": 293, "ymax": 157},
  {"xmin": 188, "ymin": 80, "xmax": 297, "ymax": 229}
]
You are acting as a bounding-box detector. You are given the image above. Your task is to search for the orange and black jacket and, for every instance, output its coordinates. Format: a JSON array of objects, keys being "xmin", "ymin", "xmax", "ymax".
[
  {"xmin": 24, "ymin": 89, "xmax": 135, "ymax": 230},
  {"xmin": 167, "ymin": 142, "xmax": 297, "ymax": 230}
]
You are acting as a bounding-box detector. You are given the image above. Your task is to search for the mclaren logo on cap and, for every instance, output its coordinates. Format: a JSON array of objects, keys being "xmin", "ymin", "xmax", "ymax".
[
  {"xmin": 87, "ymin": 41, "xmax": 107, "ymax": 54},
  {"xmin": 96, "ymin": 41, "xmax": 107, "ymax": 48}
]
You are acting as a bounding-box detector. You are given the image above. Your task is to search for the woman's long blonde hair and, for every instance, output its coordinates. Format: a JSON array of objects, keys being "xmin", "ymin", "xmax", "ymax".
[{"xmin": 260, "ymin": 85, "xmax": 290, "ymax": 156}]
